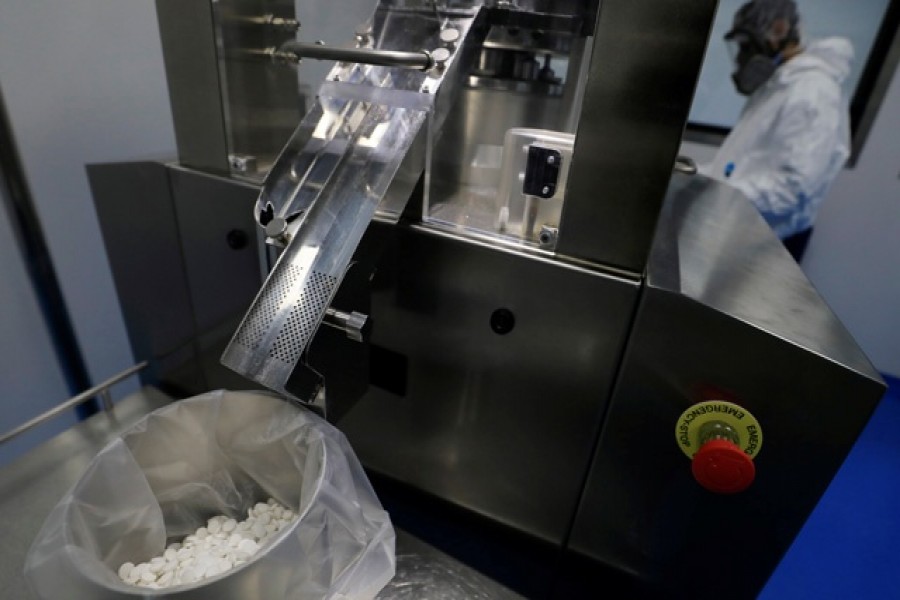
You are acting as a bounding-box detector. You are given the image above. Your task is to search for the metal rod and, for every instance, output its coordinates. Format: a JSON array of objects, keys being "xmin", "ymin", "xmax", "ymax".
[
  {"xmin": 280, "ymin": 41, "xmax": 433, "ymax": 70},
  {"xmin": 0, "ymin": 361, "xmax": 148, "ymax": 446}
]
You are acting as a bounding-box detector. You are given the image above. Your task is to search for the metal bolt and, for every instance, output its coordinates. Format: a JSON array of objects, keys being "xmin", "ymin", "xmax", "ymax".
[
  {"xmin": 265, "ymin": 47, "xmax": 299, "ymax": 65},
  {"xmin": 431, "ymin": 47, "xmax": 451, "ymax": 71},
  {"xmin": 268, "ymin": 15, "xmax": 300, "ymax": 32},
  {"xmin": 547, "ymin": 155, "xmax": 556, "ymax": 165},
  {"xmin": 228, "ymin": 154, "xmax": 258, "ymax": 174},
  {"xmin": 539, "ymin": 225, "xmax": 559, "ymax": 249},
  {"xmin": 265, "ymin": 217, "xmax": 291, "ymax": 246},
  {"xmin": 440, "ymin": 28, "xmax": 460, "ymax": 48},
  {"xmin": 355, "ymin": 24, "xmax": 373, "ymax": 47},
  {"xmin": 541, "ymin": 185, "xmax": 551, "ymax": 195}
]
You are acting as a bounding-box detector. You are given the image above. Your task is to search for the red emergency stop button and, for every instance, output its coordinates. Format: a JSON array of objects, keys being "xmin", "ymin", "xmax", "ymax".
[
  {"xmin": 676, "ymin": 401, "xmax": 763, "ymax": 494},
  {"xmin": 691, "ymin": 438, "xmax": 755, "ymax": 494}
]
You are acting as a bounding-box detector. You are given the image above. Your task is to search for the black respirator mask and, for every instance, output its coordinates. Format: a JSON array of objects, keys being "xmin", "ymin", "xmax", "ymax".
[{"xmin": 726, "ymin": 31, "xmax": 784, "ymax": 96}]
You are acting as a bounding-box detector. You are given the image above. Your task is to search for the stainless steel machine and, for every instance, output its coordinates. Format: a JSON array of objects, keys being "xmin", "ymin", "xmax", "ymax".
[{"xmin": 89, "ymin": 0, "xmax": 886, "ymax": 597}]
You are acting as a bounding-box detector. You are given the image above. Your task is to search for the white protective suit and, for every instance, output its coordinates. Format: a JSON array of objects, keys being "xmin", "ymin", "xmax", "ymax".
[{"xmin": 706, "ymin": 37, "xmax": 853, "ymax": 238}]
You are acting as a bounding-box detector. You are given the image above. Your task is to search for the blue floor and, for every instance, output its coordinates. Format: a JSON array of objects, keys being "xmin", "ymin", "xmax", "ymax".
[{"xmin": 760, "ymin": 375, "xmax": 900, "ymax": 599}]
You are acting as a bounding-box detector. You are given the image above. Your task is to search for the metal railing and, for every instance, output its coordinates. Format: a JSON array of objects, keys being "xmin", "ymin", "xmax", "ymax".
[{"xmin": 0, "ymin": 361, "xmax": 148, "ymax": 446}]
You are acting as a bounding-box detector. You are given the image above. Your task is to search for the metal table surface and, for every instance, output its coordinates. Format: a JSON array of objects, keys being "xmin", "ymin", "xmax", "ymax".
[{"xmin": 0, "ymin": 387, "xmax": 522, "ymax": 599}]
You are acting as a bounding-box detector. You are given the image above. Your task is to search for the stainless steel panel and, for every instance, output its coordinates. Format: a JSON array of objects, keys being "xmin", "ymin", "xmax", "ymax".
[
  {"xmin": 156, "ymin": 0, "xmax": 230, "ymax": 173},
  {"xmin": 156, "ymin": 0, "xmax": 302, "ymax": 176},
  {"xmin": 213, "ymin": 0, "xmax": 302, "ymax": 174},
  {"xmin": 90, "ymin": 162, "xmax": 265, "ymax": 394},
  {"xmin": 557, "ymin": 0, "xmax": 718, "ymax": 273},
  {"xmin": 564, "ymin": 174, "xmax": 885, "ymax": 597},
  {"xmin": 648, "ymin": 175, "xmax": 881, "ymax": 374},
  {"xmin": 88, "ymin": 162, "xmax": 196, "ymax": 378},
  {"xmin": 338, "ymin": 222, "xmax": 640, "ymax": 544},
  {"xmin": 169, "ymin": 166, "xmax": 262, "ymax": 333}
]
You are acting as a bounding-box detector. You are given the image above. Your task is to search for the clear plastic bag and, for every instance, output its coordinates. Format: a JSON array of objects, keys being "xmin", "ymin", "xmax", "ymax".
[{"xmin": 24, "ymin": 390, "xmax": 395, "ymax": 599}]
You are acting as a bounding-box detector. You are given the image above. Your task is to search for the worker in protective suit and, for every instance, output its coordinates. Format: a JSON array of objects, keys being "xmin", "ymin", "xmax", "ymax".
[{"xmin": 705, "ymin": 0, "xmax": 853, "ymax": 262}]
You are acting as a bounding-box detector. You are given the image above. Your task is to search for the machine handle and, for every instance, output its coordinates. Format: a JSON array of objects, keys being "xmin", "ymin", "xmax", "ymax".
[{"xmin": 279, "ymin": 41, "xmax": 434, "ymax": 71}]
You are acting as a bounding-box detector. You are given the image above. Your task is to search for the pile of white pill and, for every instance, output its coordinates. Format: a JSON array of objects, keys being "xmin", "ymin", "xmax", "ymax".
[{"xmin": 117, "ymin": 498, "xmax": 297, "ymax": 589}]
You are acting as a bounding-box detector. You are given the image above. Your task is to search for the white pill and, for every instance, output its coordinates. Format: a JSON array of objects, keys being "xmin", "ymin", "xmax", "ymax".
[
  {"xmin": 118, "ymin": 500, "xmax": 296, "ymax": 588},
  {"xmin": 237, "ymin": 539, "xmax": 259, "ymax": 555},
  {"xmin": 180, "ymin": 566, "xmax": 200, "ymax": 583},
  {"xmin": 251, "ymin": 522, "xmax": 267, "ymax": 539}
]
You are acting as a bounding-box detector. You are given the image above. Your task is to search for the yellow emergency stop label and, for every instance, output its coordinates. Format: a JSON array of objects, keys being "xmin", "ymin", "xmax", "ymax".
[{"xmin": 675, "ymin": 401, "xmax": 763, "ymax": 459}]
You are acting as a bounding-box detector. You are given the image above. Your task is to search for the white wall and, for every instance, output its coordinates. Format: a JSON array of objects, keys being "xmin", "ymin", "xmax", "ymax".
[
  {"xmin": 802, "ymin": 61, "xmax": 900, "ymax": 377},
  {"xmin": 0, "ymin": 0, "xmax": 177, "ymax": 400},
  {"xmin": 682, "ymin": 60, "xmax": 900, "ymax": 378}
]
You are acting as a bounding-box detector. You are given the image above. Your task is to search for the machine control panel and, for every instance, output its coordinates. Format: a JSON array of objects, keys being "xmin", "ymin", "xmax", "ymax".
[{"xmin": 675, "ymin": 401, "xmax": 763, "ymax": 494}]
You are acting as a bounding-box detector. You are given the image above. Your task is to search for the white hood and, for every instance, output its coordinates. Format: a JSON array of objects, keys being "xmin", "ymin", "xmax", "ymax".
[{"xmin": 778, "ymin": 37, "xmax": 854, "ymax": 86}]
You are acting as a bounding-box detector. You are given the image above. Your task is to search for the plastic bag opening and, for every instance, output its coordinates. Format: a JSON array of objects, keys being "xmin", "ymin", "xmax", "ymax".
[{"xmin": 24, "ymin": 390, "xmax": 395, "ymax": 599}]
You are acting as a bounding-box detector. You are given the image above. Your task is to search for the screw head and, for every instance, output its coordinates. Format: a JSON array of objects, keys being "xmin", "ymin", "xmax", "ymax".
[
  {"xmin": 431, "ymin": 47, "xmax": 451, "ymax": 65},
  {"xmin": 265, "ymin": 217, "xmax": 288, "ymax": 239},
  {"xmin": 440, "ymin": 28, "xmax": 460, "ymax": 45}
]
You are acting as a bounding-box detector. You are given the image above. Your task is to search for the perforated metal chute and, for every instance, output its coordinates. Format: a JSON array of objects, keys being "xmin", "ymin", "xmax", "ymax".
[
  {"xmin": 234, "ymin": 265, "xmax": 337, "ymax": 365},
  {"xmin": 221, "ymin": 2, "xmax": 485, "ymax": 406}
]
